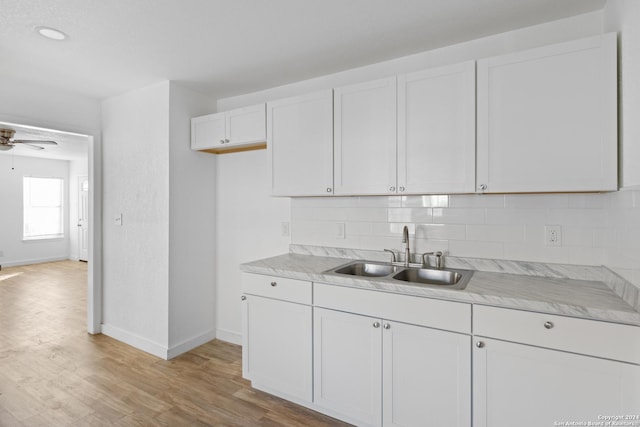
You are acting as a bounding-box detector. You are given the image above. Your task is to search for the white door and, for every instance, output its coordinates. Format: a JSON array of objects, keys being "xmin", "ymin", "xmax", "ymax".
[
  {"xmin": 313, "ymin": 307, "xmax": 382, "ymax": 427},
  {"xmin": 397, "ymin": 61, "xmax": 476, "ymax": 194},
  {"xmin": 242, "ymin": 294, "xmax": 312, "ymax": 403},
  {"xmin": 476, "ymin": 33, "xmax": 617, "ymax": 193},
  {"xmin": 226, "ymin": 104, "xmax": 266, "ymax": 147},
  {"xmin": 383, "ymin": 321, "xmax": 471, "ymax": 427},
  {"xmin": 190, "ymin": 112, "xmax": 226, "ymax": 150},
  {"xmin": 473, "ymin": 337, "xmax": 640, "ymax": 427},
  {"xmin": 334, "ymin": 77, "xmax": 397, "ymax": 195},
  {"xmin": 78, "ymin": 176, "xmax": 89, "ymax": 262},
  {"xmin": 267, "ymin": 90, "xmax": 334, "ymax": 196}
]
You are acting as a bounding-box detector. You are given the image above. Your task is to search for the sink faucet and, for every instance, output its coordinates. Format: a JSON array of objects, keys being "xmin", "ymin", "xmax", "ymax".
[{"xmin": 402, "ymin": 225, "xmax": 410, "ymax": 266}]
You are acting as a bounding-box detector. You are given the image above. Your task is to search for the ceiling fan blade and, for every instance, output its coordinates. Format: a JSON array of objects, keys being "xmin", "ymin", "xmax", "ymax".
[
  {"xmin": 0, "ymin": 144, "xmax": 13, "ymax": 151},
  {"xmin": 13, "ymin": 139, "xmax": 58, "ymax": 145},
  {"xmin": 18, "ymin": 142, "xmax": 45, "ymax": 150}
]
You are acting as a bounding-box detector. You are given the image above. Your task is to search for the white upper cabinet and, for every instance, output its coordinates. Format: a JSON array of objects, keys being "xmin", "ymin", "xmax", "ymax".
[
  {"xmin": 334, "ymin": 77, "xmax": 397, "ymax": 195},
  {"xmin": 191, "ymin": 103, "xmax": 266, "ymax": 153},
  {"xmin": 398, "ymin": 61, "xmax": 476, "ymax": 194},
  {"xmin": 477, "ymin": 33, "xmax": 617, "ymax": 193},
  {"xmin": 267, "ymin": 90, "xmax": 334, "ymax": 196}
]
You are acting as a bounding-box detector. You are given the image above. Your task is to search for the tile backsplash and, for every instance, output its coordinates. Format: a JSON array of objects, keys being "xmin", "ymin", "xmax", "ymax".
[{"xmin": 291, "ymin": 190, "xmax": 640, "ymax": 287}]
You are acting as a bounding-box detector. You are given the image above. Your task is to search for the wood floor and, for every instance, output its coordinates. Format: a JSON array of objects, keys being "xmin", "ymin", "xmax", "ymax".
[{"xmin": 0, "ymin": 261, "xmax": 350, "ymax": 426}]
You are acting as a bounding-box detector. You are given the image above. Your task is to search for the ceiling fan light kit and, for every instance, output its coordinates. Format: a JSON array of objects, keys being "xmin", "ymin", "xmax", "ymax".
[{"xmin": 0, "ymin": 128, "xmax": 58, "ymax": 151}]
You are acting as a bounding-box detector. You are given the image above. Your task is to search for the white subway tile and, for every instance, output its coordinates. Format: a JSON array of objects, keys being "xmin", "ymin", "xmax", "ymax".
[
  {"xmin": 387, "ymin": 207, "xmax": 432, "ymax": 223},
  {"xmin": 562, "ymin": 226, "xmax": 595, "ymax": 247},
  {"xmin": 432, "ymin": 208, "xmax": 485, "ymax": 225},
  {"xmin": 466, "ymin": 224, "xmax": 525, "ymax": 243},
  {"xmin": 345, "ymin": 207, "xmax": 388, "ymax": 222},
  {"xmin": 546, "ymin": 209, "xmax": 605, "ymax": 228},
  {"xmin": 413, "ymin": 238, "xmax": 450, "ymax": 255},
  {"xmin": 358, "ymin": 196, "xmax": 402, "ymax": 207},
  {"xmin": 449, "ymin": 194, "xmax": 505, "ymax": 208},
  {"xmin": 449, "ymin": 240, "xmax": 504, "ymax": 259},
  {"xmin": 611, "ymin": 189, "xmax": 635, "ymax": 209},
  {"xmin": 359, "ymin": 235, "xmax": 405, "ymax": 251},
  {"xmin": 485, "ymin": 208, "xmax": 547, "ymax": 225},
  {"xmin": 401, "ymin": 195, "xmax": 449, "ymax": 208},
  {"xmin": 346, "ymin": 222, "xmax": 374, "ymax": 236},
  {"xmin": 567, "ymin": 193, "xmax": 607, "ymax": 209},
  {"xmin": 505, "ymin": 194, "xmax": 569, "ymax": 209},
  {"xmin": 568, "ymin": 246, "xmax": 605, "ymax": 266},
  {"xmin": 415, "ymin": 224, "xmax": 466, "ymax": 240},
  {"xmin": 371, "ymin": 222, "xmax": 415, "ymax": 237},
  {"xmin": 502, "ymin": 243, "xmax": 570, "ymax": 264}
]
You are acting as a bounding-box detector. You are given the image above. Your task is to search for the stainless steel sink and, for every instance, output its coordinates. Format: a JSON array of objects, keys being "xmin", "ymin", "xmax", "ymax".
[
  {"xmin": 333, "ymin": 262, "xmax": 399, "ymax": 277},
  {"xmin": 325, "ymin": 260, "xmax": 473, "ymax": 290}
]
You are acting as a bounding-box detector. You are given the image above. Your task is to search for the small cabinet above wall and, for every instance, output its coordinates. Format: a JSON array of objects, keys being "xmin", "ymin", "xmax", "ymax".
[
  {"xmin": 191, "ymin": 103, "xmax": 266, "ymax": 154},
  {"xmin": 476, "ymin": 33, "xmax": 617, "ymax": 193}
]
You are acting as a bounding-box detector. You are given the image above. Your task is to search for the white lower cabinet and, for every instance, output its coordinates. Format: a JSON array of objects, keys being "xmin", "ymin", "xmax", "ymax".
[
  {"xmin": 473, "ymin": 305, "xmax": 640, "ymax": 427},
  {"xmin": 313, "ymin": 295, "xmax": 471, "ymax": 427},
  {"xmin": 241, "ymin": 274, "xmax": 313, "ymax": 403}
]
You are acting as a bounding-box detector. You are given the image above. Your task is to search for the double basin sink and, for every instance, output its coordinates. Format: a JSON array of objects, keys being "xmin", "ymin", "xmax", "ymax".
[{"xmin": 325, "ymin": 260, "xmax": 473, "ymax": 290}]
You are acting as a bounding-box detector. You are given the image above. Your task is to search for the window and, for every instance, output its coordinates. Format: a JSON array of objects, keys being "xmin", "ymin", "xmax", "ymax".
[{"xmin": 23, "ymin": 176, "xmax": 64, "ymax": 240}]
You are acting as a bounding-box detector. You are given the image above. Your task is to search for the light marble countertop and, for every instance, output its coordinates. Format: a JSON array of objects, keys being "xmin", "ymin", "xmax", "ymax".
[{"xmin": 240, "ymin": 249, "xmax": 640, "ymax": 326}]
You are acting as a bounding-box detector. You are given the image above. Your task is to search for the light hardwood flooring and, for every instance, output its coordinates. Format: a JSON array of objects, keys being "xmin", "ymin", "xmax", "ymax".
[{"xmin": 0, "ymin": 261, "xmax": 349, "ymax": 426}]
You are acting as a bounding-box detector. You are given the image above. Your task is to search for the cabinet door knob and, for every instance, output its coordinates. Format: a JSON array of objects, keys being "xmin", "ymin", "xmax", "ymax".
[
  {"xmin": 373, "ymin": 322, "xmax": 380, "ymax": 328},
  {"xmin": 241, "ymin": 295, "xmax": 246, "ymax": 301},
  {"xmin": 326, "ymin": 187, "xmax": 332, "ymax": 193},
  {"xmin": 225, "ymin": 139, "xmax": 230, "ymax": 144},
  {"xmin": 270, "ymin": 281, "xmax": 277, "ymax": 287},
  {"xmin": 476, "ymin": 341, "xmax": 485, "ymax": 348},
  {"xmin": 383, "ymin": 323, "xmax": 391, "ymax": 330},
  {"xmin": 220, "ymin": 139, "xmax": 225, "ymax": 144},
  {"xmin": 544, "ymin": 321, "xmax": 554, "ymax": 329},
  {"xmin": 398, "ymin": 186, "xmax": 405, "ymax": 192},
  {"xmin": 479, "ymin": 184, "xmax": 487, "ymax": 191},
  {"xmin": 389, "ymin": 186, "xmax": 396, "ymax": 192}
]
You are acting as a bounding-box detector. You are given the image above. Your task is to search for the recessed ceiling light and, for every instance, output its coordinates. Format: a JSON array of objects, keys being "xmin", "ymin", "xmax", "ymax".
[{"xmin": 35, "ymin": 26, "xmax": 68, "ymax": 41}]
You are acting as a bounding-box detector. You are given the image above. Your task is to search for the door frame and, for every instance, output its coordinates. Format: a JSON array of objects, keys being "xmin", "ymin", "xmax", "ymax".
[
  {"xmin": 0, "ymin": 114, "xmax": 102, "ymax": 334},
  {"xmin": 78, "ymin": 175, "xmax": 89, "ymax": 262}
]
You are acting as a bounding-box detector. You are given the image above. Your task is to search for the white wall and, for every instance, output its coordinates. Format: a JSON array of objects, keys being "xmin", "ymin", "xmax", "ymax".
[
  {"xmin": 167, "ymin": 82, "xmax": 217, "ymax": 356},
  {"xmin": 69, "ymin": 158, "xmax": 89, "ymax": 261},
  {"xmin": 214, "ymin": 12, "xmax": 607, "ymax": 341},
  {"xmin": 101, "ymin": 81, "xmax": 172, "ymax": 355},
  {"xmin": 0, "ymin": 155, "xmax": 70, "ymax": 266},
  {"xmin": 215, "ymin": 150, "xmax": 290, "ymax": 343}
]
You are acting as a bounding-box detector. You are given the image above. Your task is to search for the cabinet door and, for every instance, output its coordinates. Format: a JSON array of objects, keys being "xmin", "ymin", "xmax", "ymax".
[
  {"xmin": 226, "ymin": 104, "xmax": 266, "ymax": 147},
  {"xmin": 477, "ymin": 33, "xmax": 617, "ymax": 193},
  {"xmin": 383, "ymin": 321, "xmax": 471, "ymax": 427},
  {"xmin": 398, "ymin": 62, "xmax": 476, "ymax": 194},
  {"xmin": 267, "ymin": 90, "xmax": 334, "ymax": 196},
  {"xmin": 473, "ymin": 338, "xmax": 640, "ymax": 427},
  {"xmin": 242, "ymin": 295, "xmax": 312, "ymax": 403},
  {"xmin": 334, "ymin": 77, "xmax": 397, "ymax": 195},
  {"xmin": 314, "ymin": 308, "xmax": 382, "ymax": 427},
  {"xmin": 191, "ymin": 112, "xmax": 226, "ymax": 150}
]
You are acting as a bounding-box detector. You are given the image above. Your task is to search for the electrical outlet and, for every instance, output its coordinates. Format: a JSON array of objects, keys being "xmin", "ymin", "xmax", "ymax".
[
  {"xmin": 281, "ymin": 222, "xmax": 290, "ymax": 237},
  {"xmin": 336, "ymin": 223, "xmax": 345, "ymax": 239},
  {"xmin": 545, "ymin": 225, "xmax": 562, "ymax": 246}
]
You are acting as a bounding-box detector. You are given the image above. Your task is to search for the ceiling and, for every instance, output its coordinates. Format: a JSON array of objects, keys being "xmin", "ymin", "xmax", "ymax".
[
  {"xmin": 0, "ymin": 122, "xmax": 89, "ymax": 161},
  {"xmin": 0, "ymin": 0, "xmax": 606, "ymax": 102}
]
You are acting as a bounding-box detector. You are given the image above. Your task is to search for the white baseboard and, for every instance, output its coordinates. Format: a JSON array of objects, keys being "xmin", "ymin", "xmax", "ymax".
[
  {"xmin": 167, "ymin": 329, "xmax": 217, "ymax": 359},
  {"xmin": 1, "ymin": 256, "xmax": 71, "ymax": 268},
  {"xmin": 101, "ymin": 323, "xmax": 168, "ymax": 359},
  {"xmin": 215, "ymin": 328, "xmax": 242, "ymax": 345}
]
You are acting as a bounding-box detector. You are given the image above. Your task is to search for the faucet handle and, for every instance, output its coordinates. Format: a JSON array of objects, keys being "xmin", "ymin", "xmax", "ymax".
[
  {"xmin": 421, "ymin": 252, "xmax": 434, "ymax": 266},
  {"xmin": 383, "ymin": 249, "xmax": 397, "ymax": 263},
  {"xmin": 434, "ymin": 251, "xmax": 444, "ymax": 269}
]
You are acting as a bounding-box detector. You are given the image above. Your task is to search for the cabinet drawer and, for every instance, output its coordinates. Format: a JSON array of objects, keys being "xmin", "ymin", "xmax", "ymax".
[
  {"xmin": 474, "ymin": 305, "xmax": 640, "ymax": 365},
  {"xmin": 242, "ymin": 273, "xmax": 311, "ymax": 305},
  {"xmin": 314, "ymin": 283, "xmax": 471, "ymax": 334}
]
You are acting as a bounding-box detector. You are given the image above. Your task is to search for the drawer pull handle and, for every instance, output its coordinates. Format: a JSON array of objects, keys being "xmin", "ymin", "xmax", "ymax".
[
  {"xmin": 476, "ymin": 341, "xmax": 485, "ymax": 348},
  {"xmin": 383, "ymin": 323, "xmax": 391, "ymax": 330},
  {"xmin": 270, "ymin": 281, "xmax": 277, "ymax": 287},
  {"xmin": 544, "ymin": 321, "xmax": 554, "ymax": 329},
  {"xmin": 241, "ymin": 296, "xmax": 246, "ymax": 301},
  {"xmin": 373, "ymin": 322, "xmax": 380, "ymax": 328}
]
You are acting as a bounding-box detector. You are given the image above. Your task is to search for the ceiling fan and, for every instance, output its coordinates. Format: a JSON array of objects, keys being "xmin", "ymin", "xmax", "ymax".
[{"xmin": 0, "ymin": 128, "xmax": 58, "ymax": 151}]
